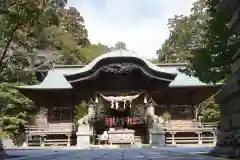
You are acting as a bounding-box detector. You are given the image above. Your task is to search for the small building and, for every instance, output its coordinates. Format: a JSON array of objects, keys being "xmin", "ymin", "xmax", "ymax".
[{"xmin": 17, "ymin": 50, "xmax": 221, "ymax": 147}]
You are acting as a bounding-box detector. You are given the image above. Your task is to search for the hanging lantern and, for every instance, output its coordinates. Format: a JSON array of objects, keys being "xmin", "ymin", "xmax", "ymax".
[
  {"xmin": 129, "ymin": 100, "xmax": 132, "ymax": 108},
  {"xmin": 144, "ymin": 95, "xmax": 147, "ymax": 103},
  {"xmin": 116, "ymin": 102, "xmax": 119, "ymax": 109},
  {"xmin": 95, "ymin": 96, "xmax": 98, "ymax": 103}
]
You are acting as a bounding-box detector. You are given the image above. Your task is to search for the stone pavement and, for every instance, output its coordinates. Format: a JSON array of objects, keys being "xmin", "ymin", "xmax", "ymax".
[{"xmin": 4, "ymin": 148, "xmax": 230, "ymax": 160}]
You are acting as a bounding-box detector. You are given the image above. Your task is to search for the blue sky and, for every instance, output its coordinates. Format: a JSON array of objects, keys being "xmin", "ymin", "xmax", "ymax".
[{"xmin": 67, "ymin": 0, "xmax": 196, "ymax": 58}]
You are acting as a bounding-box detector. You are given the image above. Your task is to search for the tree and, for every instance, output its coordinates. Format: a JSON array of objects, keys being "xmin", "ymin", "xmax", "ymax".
[
  {"xmin": 74, "ymin": 101, "xmax": 88, "ymax": 123},
  {"xmin": 0, "ymin": 0, "xmax": 68, "ymax": 71},
  {"xmin": 148, "ymin": 58, "xmax": 159, "ymax": 64},
  {"xmin": 157, "ymin": 0, "xmax": 220, "ymax": 122},
  {"xmin": 0, "ymin": 83, "xmax": 37, "ymax": 145},
  {"xmin": 36, "ymin": 6, "xmax": 91, "ymax": 65},
  {"xmin": 77, "ymin": 43, "xmax": 111, "ymax": 63},
  {"xmin": 114, "ymin": 41, "xmax": 127, "ymax": 50},
  {"xmin": 157, "ymin": 0, "xmax": 208, "ymax": 64},
  {"xmin": 34, "ymin": 7, "xmax": 90, "ymax": 65},
  {"xmin": 58, "ymin": 7, "xmax": 90, "ymax": 47},
  {"xmin": 181, "ymin": 0, "xmax": 238, "ymax": 84},
  {"xmin": 200, "ymin": 98, "xmax": 220, "ymax": 122},
  {"xmin": 0, "ymin": 0, "xmax": 68, "ymax": 145}
]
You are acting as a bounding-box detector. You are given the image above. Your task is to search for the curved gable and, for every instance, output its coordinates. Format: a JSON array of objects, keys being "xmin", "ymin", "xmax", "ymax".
[{"xmin": 65, "ymin": 50, "xmax": 177, "ymax": 83}]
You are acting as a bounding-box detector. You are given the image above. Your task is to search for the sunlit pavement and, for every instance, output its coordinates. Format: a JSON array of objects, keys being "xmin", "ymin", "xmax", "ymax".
[{"xmin": 4, "ymin": 147, "xmax": 230, "ymax": 160}]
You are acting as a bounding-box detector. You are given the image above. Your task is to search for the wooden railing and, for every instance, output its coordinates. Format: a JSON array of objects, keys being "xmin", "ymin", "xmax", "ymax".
[
  {"xmin": 164, "ymin": 122, "xmax": 218, "ymax": 145},
  {"xmin": 23, "ymin": 122, "xmax": 218, "ymax": 147},
  {"xmin": 28, "ymin": 138, "xmax": 77, "ymax": 146},
  {"xmin": 166, "ymin": 136, "xmax": 215, "ymax": 145},
  {"xmin": 25, "ymin": 124, "xmax": 76, "ymax": 135},
  {"xmin": 164, "ymin": 122, "xmax": 217, "ymax": 130}
]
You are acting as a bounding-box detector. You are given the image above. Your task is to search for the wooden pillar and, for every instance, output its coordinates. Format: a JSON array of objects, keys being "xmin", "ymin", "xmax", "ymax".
[
  {"xmin": 197, "ymin": 132, "xmax": 202, "ymax": 144},
  {"xmin": 171, "ymin": 132, "xmax": 176, "ymax": 145},
  {"xmin": 67, "ymin": 134, "xmax": 71, "ymax": 147}
]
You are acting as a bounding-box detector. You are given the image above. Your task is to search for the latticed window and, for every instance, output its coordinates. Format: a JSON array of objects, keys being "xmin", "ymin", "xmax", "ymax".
[
  {"xmin": 174, "ymin": 107, "xmax": 190, "ymax": 114},
  {"xmin": 171, "ymin": 105, "xmax": 191, "ymax": 115},
  {"xmin": 52, "ymin": 107, "xmax": 71, "ymax": 121}
]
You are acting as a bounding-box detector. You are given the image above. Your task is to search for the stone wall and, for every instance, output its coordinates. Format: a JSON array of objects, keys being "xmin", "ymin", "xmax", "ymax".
[{"xmin": 215, "ymin": 69, "xmax": 240, "ymax": 147}]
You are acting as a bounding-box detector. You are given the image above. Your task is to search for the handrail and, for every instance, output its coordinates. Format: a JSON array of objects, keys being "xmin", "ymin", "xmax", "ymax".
[
  {"xmin": 25, "ymin": 122, "xmax": 217, "ymax": 133},
  {"xmin": 25, "ymin": 124, "xmax": 76, "ymax": 132},
  {"xmin": 164, "ymin": 122, "xmax": 217, "ymax": 128}
]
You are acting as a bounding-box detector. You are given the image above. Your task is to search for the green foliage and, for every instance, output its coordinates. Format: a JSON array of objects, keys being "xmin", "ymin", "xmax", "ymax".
[
  {"xmin": 36, "ymin": 7, "xmax": 91, "ymax": 65},
  {"xmin": 77, "ymin": 43, "xmax": 111, "ymax": 63},
  {"xmin": 74, "ymin": 101, "xmax": 88, "ymax": 123},
  {"xmin": 0, "ymin": 0, "xmax": 68, "ymax": 144},
  {"xmin": 58, "ymin": 7, "xmax": 90, "ymax": 47},
  {"xmin": 156, "ymin": 0, "xmax": 233, "ymax": 83},
  {"xmin": 0, "ymin": 0, "xmax": 68, "ymax": 69},
  {"xmin": 0, "ymin": 49, "xmax": 37, "ymax": 83},
  {"xmin": 157, "ymin": 0, "xmax": 221, "ymax": 122},
  {"xmin": 161, "ymin": 111, "xmax": 171, "ymax": 121},
  {"xmin": 181, "ymin": 0, "xmax": 238, "ymax": 84},
  {"xmin": 158, "ymin": 0, "xmax": 239, "ymax": 83},
  {"xmin": 0, "ymin": 83, "xmax": 37, "ymax": 139},
  {"xmin": 157, "ymin": 0, "xmax": 208, "ymax": 64},
  {"xmin": 148, "ymin": 58, "xmax": 159, "ymax": 64},
  {"xmin": 114, "ymin": 41, "xmax": 127, "ymax": 50},
  {"xmin": 0, "ymin": 131, "xmax": 7, "ymax": 137},
  {"xmin": 43, "ymin": 26, "xmax": 79, "ymax": 55},
  {"xmin": 200, "ymin": 98, "xmax": 220, "ymax": 122}
]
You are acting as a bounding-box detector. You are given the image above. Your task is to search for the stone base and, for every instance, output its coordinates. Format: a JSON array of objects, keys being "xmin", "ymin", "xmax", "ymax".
[
  {"xmin": 22, "ymin": 142, "xmax": 28, "ymax": 147},
  {"xmin": 76, "ymin": 132, "xmax": 92, "ymax": 147},
  {"xmin": 150, "ymin": 132, "xmax": 166, "ymax": 147}
]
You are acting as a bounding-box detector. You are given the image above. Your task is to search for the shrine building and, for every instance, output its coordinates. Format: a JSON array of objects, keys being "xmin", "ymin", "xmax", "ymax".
[{"xmin": 17, "ymin": 50, "xmax": 221, "ymax": 147}]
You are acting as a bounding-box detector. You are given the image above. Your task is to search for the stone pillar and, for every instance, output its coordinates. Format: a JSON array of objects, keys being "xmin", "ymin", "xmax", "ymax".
[
  {"xmin": 150, "ymin": 129, "xmax": 166, "ymax": 147},
  {"xmin": 76, "ymin": 103, "xmax": 96, "ymax": 148},
  {"xmin": 66, "ymin": 134, "xmax": 71, "ymax": 147},
  {"xmin": 149, "ymin": 129, "xmax": 152, "ymax": 144},
  {"xmin": 171, "ymin": 132, "xmax": 176, "ymax": 145},
  {"xmin": 22, "ymin": 135, "xmax": 29, "ymax": 147},
  {"xmin": 40, "ymin": 136, "xmax": 44, "ymax": 147},
  {"xmin": 212, "ymin": 131, "xmax": 217, "ymax": 145},
  {"xmin": 197, "ymin": 132, "xmax": 202, "ymax": 144},
  {"xmin": 76, "ymin": 124, "xmax": 92, "ymax": 148}
]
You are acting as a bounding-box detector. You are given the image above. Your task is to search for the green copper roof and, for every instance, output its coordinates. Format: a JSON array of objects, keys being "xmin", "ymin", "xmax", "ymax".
[
  {"xmin": 163, "ymin": 66, "xmax": 211, "ymax": 87},
  {"xmin": 16, "ymin": 50, "xmax": 220, "ymax": 90},
  {"xmin": 16, "ymin": 70, "xmax": 72, "ymax": 90}
]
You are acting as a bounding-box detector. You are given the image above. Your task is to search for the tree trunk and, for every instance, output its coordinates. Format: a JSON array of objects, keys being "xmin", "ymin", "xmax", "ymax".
[
  {"xmin": 0, "ymin": 107, "xmax": 4, "ymax": 152},
  {"xmin": 0, "ymin": 139, "xmax": 3, "ymax": 152},
  {"xmin": 0, "ymin": 24, "xmax": 20, "ymax": 73}
]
